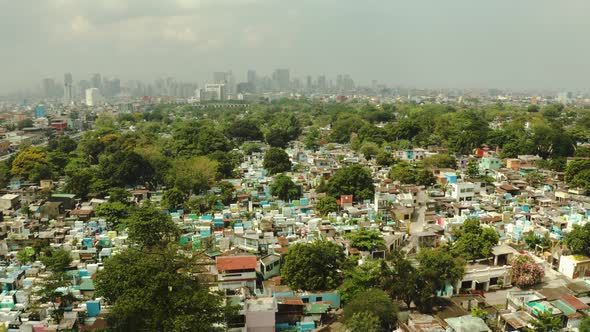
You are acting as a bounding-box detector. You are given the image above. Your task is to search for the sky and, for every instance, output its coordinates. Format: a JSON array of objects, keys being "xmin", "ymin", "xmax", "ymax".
[{"xmin": 1, "ymin": 0, "xmax": 589, "ymax": 93}]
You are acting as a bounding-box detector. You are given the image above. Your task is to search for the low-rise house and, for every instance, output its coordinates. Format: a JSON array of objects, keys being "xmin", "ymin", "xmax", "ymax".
[
  {"xmin": 0, "ymin": 194, "xmax": 20, "ymax": 211},
  {"xmin": 558, "ymin": 255, "xmax": 590, "ymax": 279},
  {"xmin": 215, "ymin": 255, "xmax": 257, "ymax": 291},
  {"xmin": 444, "ymin": 315, "xmax": 490, "ymax": 332},
  {"xmin": 457, "ymin": 263, "xmax": 512, "ymax": 293},
  {"xmin": 244, "ymin": 297, "xmax": 277, "ymax": 332}
]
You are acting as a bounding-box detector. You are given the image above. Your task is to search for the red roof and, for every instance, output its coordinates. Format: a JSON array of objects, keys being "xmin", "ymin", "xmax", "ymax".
[
  {"xmin": 562, "ymin": 295, "xmax": 590, "ymax": 310},
  {"xmin": 216, "ymin": 255, "xmax": 257, "ymax": 271}
]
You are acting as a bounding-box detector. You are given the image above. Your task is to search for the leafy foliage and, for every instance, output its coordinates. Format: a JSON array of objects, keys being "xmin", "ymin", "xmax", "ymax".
[
  {"xmin": 346, "ymin": 230, "xmax": 385, "ymax": 252},
  {"xmin": 96, "ymin": 248, "xmax": 232, "ymax": 331},
  {"xmin": 565, "ymin": 223, "xmax": 590, "ymax": 257},
  {"xmin": 270, "ymin": 174, "xmax": 301, "ymax": 201},
  {"xmin": 327, "ymin": 164, "xmax": 374, "ymax": 202},
  {"xmin": 451, "ymin": 218, "xmax": 499, "ymax": 261},
  {"xmin": 315, "ymin": 196, "xmax": 338, "ymax": 216},
  {"xmin": 263, "ymin": 147, "xmax": 291, "ymax": 175},
  {"xmin": 125, "ymin": 204, "xmax": 180, "ymax": 249},
  {"xmin": 281, "ymin": 240, "xmax": 345, "ymax": 291},
  {"xmin": 343, "ymin": 288, "xmax": 398, "ymax": 332}
]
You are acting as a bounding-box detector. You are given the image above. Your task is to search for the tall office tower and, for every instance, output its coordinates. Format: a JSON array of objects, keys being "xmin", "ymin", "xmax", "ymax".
[
  {"xmin": 247, "ymin": 70, "xmax": 257, "ymax": 84},
  {"xmin": 306, "ymin": 76, "xmax": 313, "ymax": 91},
  {"xmin": 317, "ymin": 75, "xmax": 326, "ymax": 92},
  {"xmin": 42, "ymin": 78, "xmax": 55, "ymax": 98},
  {"xmin": 103, "ymin": 78, "xmax": 121, "ymax": 97},
  {"xmin": 204, "ymin": 83, "xmax": 226, "ymax": 101},
  {"xmin": 85, "ymin": 88, "xmax": 102, "ymax": 106},
  {"xmin": 63, "ymin": 73, "xmax": 73, "ymax": 104},
  {"xmin": 226, "ymin": 71, "xmax": 235, "ymax": 96},
  {"xmin": 91, "ymin": 73, "xmax": 102, "ymax": 90},
  {"xmin": 213, "ymin": 72, "xmax": 227, "ymax": 84},
  {"xmin": 78, "ymin": 80, "xmax": 90, "ymax": 97},
  {"xmin": 272, "ymin": 69, "xmax": 290, "ymax": 92}
]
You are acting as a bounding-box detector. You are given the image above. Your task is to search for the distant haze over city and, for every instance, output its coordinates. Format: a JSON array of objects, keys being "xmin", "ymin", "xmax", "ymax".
[{"xmin": 1, "ymin": 0, "xmax": 589, "ymax": 93}]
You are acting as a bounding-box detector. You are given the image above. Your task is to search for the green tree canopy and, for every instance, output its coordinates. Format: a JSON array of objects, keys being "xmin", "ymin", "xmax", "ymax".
[
  {"xmin": 417, "ymin": 248, "xmax": 465, "ymax": 295},
  {"xmin": 96, "ymin": 248, "xmax": 232, "ymax": 331},
  {"xmin": 343, "ymin": 288, "xmax": 398, "ymax": 332},
  {"xmin": 327, "ymin": 164, "xmax": 374, "ymax": 202},
  {"xmin": 451, "ymin": 218, "xmax": 499, "ymax": 261},
  {"xmin": 263, "ymin": 147, "xmax": 291, "ymax": 175},
  {"xmin": 126, "ymin": 205, "xmax": 180, "ymax": 249},
  {"xmin": 11, "ymin": 147, "xmax": 53, "ymax": 182},
  {"xmin": 315, "ymin": 196, "xmax": 338, "ymax": 216},
  {"xmin": 565, "ymin": 223, "xmax": 590, "ymax": 257},
  {"xmin": 270, "ymin": 174, "xmax": 301, "ymax": 201},
  {"xmin": 281, "ymin": 240, "xmax": 345, "ymax": 291},
  {"xmin": 95, "ymin": 202, "xmax": 129, "ymax": 230},
  {"xmin": 346, "ymin": 230, "xmax": 385, "ymax": 252}
]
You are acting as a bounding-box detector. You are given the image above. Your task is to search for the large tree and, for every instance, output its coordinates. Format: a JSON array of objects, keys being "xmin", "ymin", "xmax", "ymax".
[
  {"xmin": 167, "ymin": 157, "xmax": 218, "ymax": 196},
  {"xmin": 327, "ymin": 164, "xmax": 375, "ymax": 202},
  {"xmin": 451, "ymin": 218, "xmax": 499, "ymax": 261},
  {"xmin": 281, "ymin": 240, "xmax": 345, "ymax": 291},
  {"xmin": 315, "ymin": 196, "xmax": 338, "ymax": 216},
  {"xmin": 263, "ymin": 147, "xmax": 291, "ymax": 175},
  {"xmin": 417, "ymin": 248, "xmax": 465, "ymax": 296},
  {"xmin": 565, "ymin": 159, "xmax": 590, "ymax": 191},
  {"xmin": 270, "ymin": 174, "xmax": 301, "ymax": 201},
  {"xmin": 11, "ymin": 146, "xmax": 53, "ymax": 182},
  {"xmin": 564, "ymin": 223, "xmax": 590, "ymax": 257},
  {"xmin": 95, "ymin": 201, "xmax": 129, "ymax": 230},
  {"xmin": 125, "ymin": 205, "xmax": 180, "ymax": 249},
  {"xmin": 346, "ymin": 230, "xmax": 385, "ymax": 252},
  {"xmin": 343, "ymin": 288, "xmax": 398, "ymax": 332},
  {"xmin": 95, "ymin": 248, "xmax": 232, "ymax": 331}
]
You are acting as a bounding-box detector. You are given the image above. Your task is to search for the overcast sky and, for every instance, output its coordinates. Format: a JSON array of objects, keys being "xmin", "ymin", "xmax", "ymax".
[{"xmin": 1, "ymin": 0, "xmax": 589, "ymax": 93}]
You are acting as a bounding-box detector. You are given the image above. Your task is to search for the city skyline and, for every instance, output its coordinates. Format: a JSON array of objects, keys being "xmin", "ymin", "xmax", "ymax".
[{"xmin": 1, "ymin": 0, "xmax": 590, "ymax": 94}]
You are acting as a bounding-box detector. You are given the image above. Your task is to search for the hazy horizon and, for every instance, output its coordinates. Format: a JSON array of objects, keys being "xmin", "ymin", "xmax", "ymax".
[{"xmin": 1, "ymin": 0, "xmax": 589, "ymax": 93}]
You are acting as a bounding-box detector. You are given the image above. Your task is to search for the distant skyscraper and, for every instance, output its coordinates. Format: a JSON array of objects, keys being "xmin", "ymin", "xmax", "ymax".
[
  {"xmin": 272, "ymin": 69, "xmax": 290, "ymax": 91},
  {"xmin": 317, "ymin": 75, "xmax": 326, "ymax": 92},
  {"xmin": 63, "ymin": 73, "xmax": 73, "ymax": 105},
  {"xmin": 91, "ymin": 73, "xmax": 102, "ymax": 90},
  {"xmin": 42, "ymin": 78, "xmax": 60, "ymax": 98},
  {"xmin": 306, "ymin": 76, "xmax": 313, "ymax": 91},
  {"xmin": 213, "ymin": 71, "xmax": 235, "ymax": 95},
  {"xmin": 204, "ymin": 83, "xmax": 226, "ymax": 101},
  {"xmin": 213, "ymin": 72, "xmax": 227, "ymax": 84},
  {"xmin": 85, "ymin": 88, "xmax": 102, "ymax": 106},
  {"xmin": 247, "ymin": 70, "xmax": 257, "ymax": 84}
]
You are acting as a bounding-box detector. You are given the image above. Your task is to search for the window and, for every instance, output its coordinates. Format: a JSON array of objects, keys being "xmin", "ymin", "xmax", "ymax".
[
  {"xmin": 302, "ymin": 298, "xmax": 309, "ymax": 303},
  {"xmin": 489, "ymin": 277, "xmax": 498, "ymax": 286},
  {"xmin": 316, "ymin": 297, "xmax": 323, "ymax": 302}
]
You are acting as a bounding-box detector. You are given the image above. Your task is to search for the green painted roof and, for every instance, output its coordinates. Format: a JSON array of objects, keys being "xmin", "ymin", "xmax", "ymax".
[
  {"xmin": 551, "ymin": 300, "xmax": 576, "ymax": 316},
  {"xmin": 79, "ymin": 278, "xmax": 95, "ymax": 291},
  {"xmin": 305, "ymin": 303, "xmax": 330, "ymax": 314}
]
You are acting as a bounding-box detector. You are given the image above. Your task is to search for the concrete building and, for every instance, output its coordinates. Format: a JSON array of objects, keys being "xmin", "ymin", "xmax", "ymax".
[
  {"xmin": 448, "ymin": 182, "xmax": 475, "ymax": 202},
  {"xmin": 85, "ymin": 88, "xmax": 102, "ymax": 106},
  {"xmin": 63, "ymin": 73, "xmax": 73, "ymax": 105},
  {"xmin": 203, "ymin": 84, "xmax": 226, "ymax": 101},
  {"xmin": 559, "ymin": 255, "xmax": 590, "ymax": 279}
]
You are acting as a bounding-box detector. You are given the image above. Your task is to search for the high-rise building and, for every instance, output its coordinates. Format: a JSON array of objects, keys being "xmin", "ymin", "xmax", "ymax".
[
  {"xmin": 42, "ymin": 78, "xmax": 60, "ymax": 98},
  {"xmin": 306, "ymin": 76, "xmax": 313, "ymax": 91},
  {"xmin": 91, "ymin": 73, "xmax": 102, "ymax": 90},
  {"xmin": 213, "ymin": 71, "xmax": 235, "ymax": 96},
  {"xmin": 272, "ymin": 69, "xmax": 290, "ymax": 91},
  {"xmin": 317, "ymin": 75, "xmax": 326, "ymax": 92},
  {"xmin": 63, "ymin": 73, "xmax": 73, "ymax": 105},
  {"xmin": 204, "ymin": 83, "xmax": 226, "ymax": 101},
  {"xmin": 247, "ymin": 70, "xmax": 257, "ymax": 85},
  {"xmin": 85, "ymin": 88, "xmax": 102, "ymax": 106}
]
